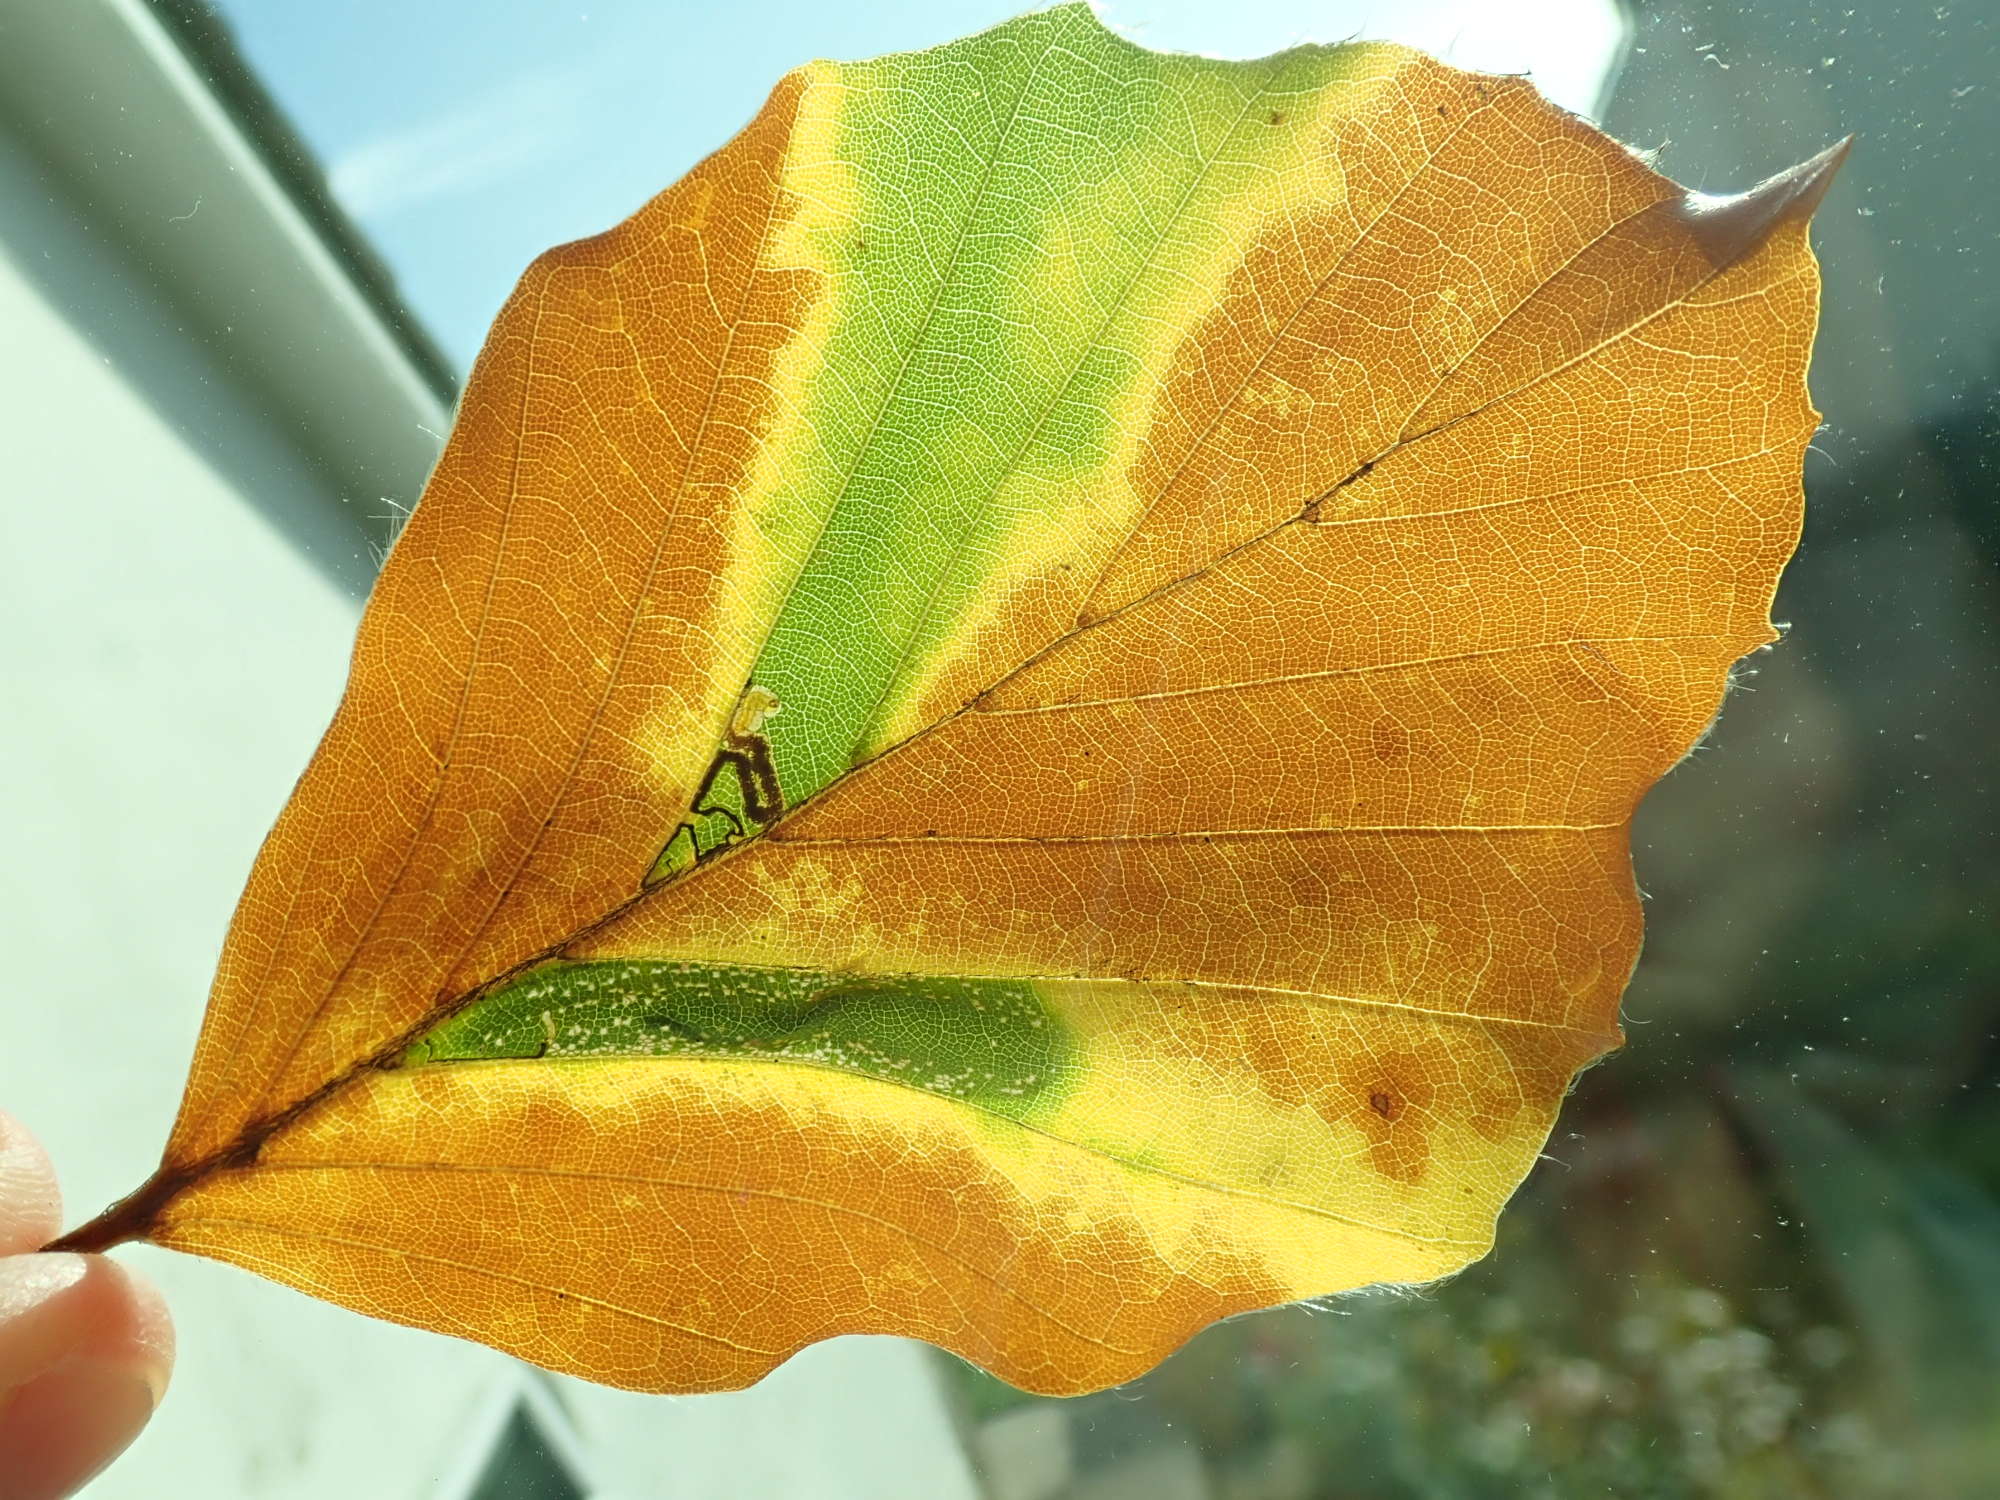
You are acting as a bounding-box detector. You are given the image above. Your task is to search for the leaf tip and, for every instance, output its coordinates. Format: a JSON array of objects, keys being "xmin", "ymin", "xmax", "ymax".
[{"xmin": 1677, "ymin": 137, "xmax": 1853, "ymax": 269}]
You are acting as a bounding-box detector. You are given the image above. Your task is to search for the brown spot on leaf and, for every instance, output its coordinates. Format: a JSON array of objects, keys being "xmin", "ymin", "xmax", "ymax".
[{"xmin": 1346, "ymin": 1050, "xmax": 1440, "ymax": 1181}]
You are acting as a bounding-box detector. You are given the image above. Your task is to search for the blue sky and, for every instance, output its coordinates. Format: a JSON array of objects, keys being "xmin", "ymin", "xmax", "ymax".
[{"xmin": 209, "ymin": 0, "xmax": 1626, "ymax": 372}]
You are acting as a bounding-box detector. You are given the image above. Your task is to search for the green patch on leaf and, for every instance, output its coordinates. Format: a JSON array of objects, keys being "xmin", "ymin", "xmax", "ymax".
[{"xmin": 404, "ymin": 960, "xmax": 1076, "ymax": 1118}]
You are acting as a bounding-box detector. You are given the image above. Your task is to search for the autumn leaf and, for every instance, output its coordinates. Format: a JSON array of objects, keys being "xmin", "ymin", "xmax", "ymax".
[{"xmin": 54, "ymin": 6, "xmax": 1843, "ymax": 1396}]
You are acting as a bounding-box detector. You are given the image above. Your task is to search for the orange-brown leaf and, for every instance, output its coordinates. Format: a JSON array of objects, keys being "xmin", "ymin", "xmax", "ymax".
[{"xmin": 56, "ymin": 8, "xmax": 1842, "ymax": 1396}]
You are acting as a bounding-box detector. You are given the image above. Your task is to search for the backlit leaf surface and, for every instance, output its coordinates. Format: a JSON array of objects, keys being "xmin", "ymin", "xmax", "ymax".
[{"xmin": 58, "ymin": 6, "xmax": 1841, "ymax": 1394}]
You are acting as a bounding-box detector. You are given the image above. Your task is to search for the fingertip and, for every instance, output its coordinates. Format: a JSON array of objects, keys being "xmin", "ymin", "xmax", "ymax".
[
  {"xmin": 0, "ymin": 1114, "xmax": 60, "ymax": 1256},
  {"xmin": 0, "ymin": 1253, "xmax": 173, "ymax": 1500}
]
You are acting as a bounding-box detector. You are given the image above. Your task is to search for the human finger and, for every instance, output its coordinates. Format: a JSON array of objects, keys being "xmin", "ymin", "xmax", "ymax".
[
  {"xmin": 0, "ymin": 1114, "xmax": 60, "ymax": 1257},
  {"xmin": 0, "ymin": 1250, "xmax": 173, "ymax": 1499}
]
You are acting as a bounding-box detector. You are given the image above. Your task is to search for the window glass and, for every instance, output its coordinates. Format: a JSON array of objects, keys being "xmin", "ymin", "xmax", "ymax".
[{"xmin": 25, "ymin": 1, "xmax": 1996, "ymax": 1494}]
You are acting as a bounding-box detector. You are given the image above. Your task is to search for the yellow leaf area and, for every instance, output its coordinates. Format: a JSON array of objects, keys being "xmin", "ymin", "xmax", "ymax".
[{"xmin": 54, "ymin": 6, "xmax": 1841, "ymax": 1396}]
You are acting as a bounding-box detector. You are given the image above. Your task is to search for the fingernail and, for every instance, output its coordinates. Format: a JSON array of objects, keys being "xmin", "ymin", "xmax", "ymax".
[{"xmin": 0, "ymin": 1358, "xmax": 162, "ymax": 1500}]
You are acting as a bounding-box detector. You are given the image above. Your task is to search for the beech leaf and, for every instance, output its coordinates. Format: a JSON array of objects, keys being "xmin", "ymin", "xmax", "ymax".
[{"xmin": 55, "ymin": 6, "xmax": 1843, "ymax": 1396}]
